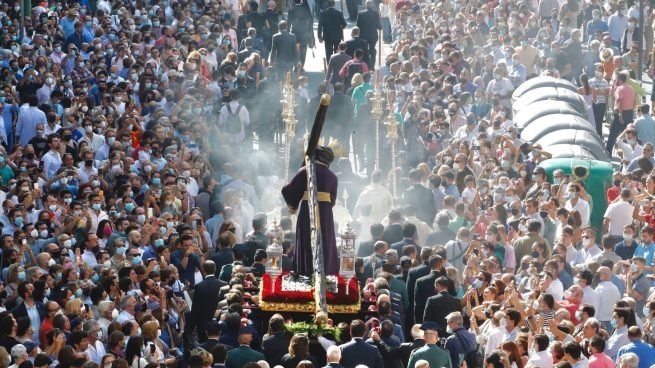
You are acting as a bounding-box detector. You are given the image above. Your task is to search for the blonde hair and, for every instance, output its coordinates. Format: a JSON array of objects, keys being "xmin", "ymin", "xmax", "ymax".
[
  {"xmin": 142, "ymin": 321, "xmax": 159, "ymax": 341},
  {"xmin": 65, "ymin": 298, "xmax": 83, "ymax": 316},
  {"xmin": 351, "ymin": 73, "xmax": 363, "ymax": 87}
]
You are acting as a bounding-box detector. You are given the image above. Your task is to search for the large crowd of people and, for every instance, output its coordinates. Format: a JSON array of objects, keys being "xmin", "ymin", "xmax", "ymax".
[{"xmin": 1, "ymin": 0, "xmax": 655, "ymax": 368}]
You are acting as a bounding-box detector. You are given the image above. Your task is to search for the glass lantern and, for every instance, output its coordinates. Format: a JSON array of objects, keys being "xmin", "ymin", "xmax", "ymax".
[
  {"xmin": 339, "ymin": 223, "xmax": 356, "ymax": 295},
  {"xmin": 266, "ymin": 221, "xmax": 284, "ymax": 289}
]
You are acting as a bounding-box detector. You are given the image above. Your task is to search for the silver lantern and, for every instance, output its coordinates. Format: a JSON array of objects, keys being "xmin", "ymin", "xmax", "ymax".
[{"xmin": 339, "ymin": 223, "xmax": 356, "ymax": 295}]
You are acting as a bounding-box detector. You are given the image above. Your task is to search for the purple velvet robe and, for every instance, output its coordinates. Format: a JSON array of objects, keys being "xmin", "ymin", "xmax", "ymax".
[{"xmin": 281, "ymin": 163, "xmax": 339, "ymax": 275}]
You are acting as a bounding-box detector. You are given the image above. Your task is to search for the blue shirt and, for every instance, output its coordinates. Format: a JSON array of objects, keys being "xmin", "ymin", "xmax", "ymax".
[
  {"xmin": 633, "ymin": 243, "xmax": 655, "ymax": 268},
  {"xmin": 616, "ymin": 340, "xmax": 655, "ymax": 368},
  {"xmin": 586, "ymin": 20, "xmax": 609, "ymax": 42},
  {"xmin": 170, "ymin": 249, "xmax": 201, "ymax": 288},
  {"xmin": 634, "ymin": 114, "xmax": 655, "ymax": 146}
]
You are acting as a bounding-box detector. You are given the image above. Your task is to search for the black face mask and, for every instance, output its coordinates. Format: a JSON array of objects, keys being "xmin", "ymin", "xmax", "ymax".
[
  {"xmin": 567, "ymin": 218, "xmax": 575, "ymax": 226},
  {"xmin": 510, "ymin": 207, "xmax": 520, "ymax": 216},
  {"xmin": 25, "ymin": 153, "xmax": 34, "ymax": 159},
  {"xmin": 539, "ymin": 211, "xmax": 548, "ymax": 219},
  {"xmin": 614, "ymin": 179, "xmax": 622, "ymax": 187}
]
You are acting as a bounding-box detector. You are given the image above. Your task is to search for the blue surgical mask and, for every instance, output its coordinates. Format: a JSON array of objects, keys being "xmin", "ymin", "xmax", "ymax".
[
  {"xmin": 152, "ymin": 178, "xmax": 161, "ymax": 185},
  {"xmin": 472, "ymin": 279, "xmax": 483, "ymax": 289},
  {"xmin": 116, "ymin": 246, "xmax": 126, "ymax": 256},
  {"xmin": 124, "ymin": 203, "xmax": 135, "ymax": 212},
  {"xmin": 17, "ymin": 271, "xmax": 26, "ymax": 281},
  {"xmin": 75, "ymin": 289, "xmax": 83, "ymax": 298},
  {"xmin": 610, "ymin": 319, "xmax": 618, "ymax": 328},
  {"xmin": 132, "ymin": 256, "xmax": 142, "ymax": 265},
  {"xmin": 91, "ymin": 274, "xmax": 100, "ymax": 283},
  {"xmin": 154, "ymin": 239, "xmax": 164, "ymax": 247},
  {"xmin": 92, "ymin": 203, "xmax": 102, "ymax": 211},
  {"xmin": 14, "ymin": 217, "xmax": 23, "ymax": 226}
]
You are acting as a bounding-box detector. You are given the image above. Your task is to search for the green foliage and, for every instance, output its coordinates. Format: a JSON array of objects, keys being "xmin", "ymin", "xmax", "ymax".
[{"xmin": 284, "ymin": 321, "xmax": 344, "ymax": 343}]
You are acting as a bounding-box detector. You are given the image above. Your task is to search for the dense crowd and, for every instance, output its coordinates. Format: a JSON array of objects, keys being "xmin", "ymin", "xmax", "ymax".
[{"xmin": 1, "ymin": 1, "xmax": 655, "ymax": 368}]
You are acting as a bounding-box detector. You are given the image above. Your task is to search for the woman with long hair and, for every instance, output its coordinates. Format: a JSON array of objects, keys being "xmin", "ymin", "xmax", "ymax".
[
  {"xmin": 577, "ymin": 73, "xmax": 597, "ymax": 130},
  {"xmin": 126, "ymin": 335, "xmax": 153, "ymax": 368},
  {"xmin": 501, "ymin": 341, "xmax": 525, "ymax": 368},
  {"xmin": 280, "ymin": 335, "xmax": 318, "ymax": 368}
]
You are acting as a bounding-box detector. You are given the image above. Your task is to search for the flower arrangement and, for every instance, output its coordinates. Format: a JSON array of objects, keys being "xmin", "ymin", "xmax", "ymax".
[
  {"xmin": 260, "ymin": 272, "xmax": 359, "ymax": 305},
  {"xmin": 284, "ymin": 321, "xmax": 344, "ymax": 343}
]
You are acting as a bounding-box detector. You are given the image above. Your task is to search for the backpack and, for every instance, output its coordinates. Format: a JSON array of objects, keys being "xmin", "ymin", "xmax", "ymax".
[
  {"xmin": 224, "ymin": 103, "xmax": 243, "ymax": 134},
  {"xmin": 345, "ymin": 61, "xmax": 363, "ymax": 86},
  {"xmin": 454, "ymin": 331, "xmax": 483, "ymax": 368}
]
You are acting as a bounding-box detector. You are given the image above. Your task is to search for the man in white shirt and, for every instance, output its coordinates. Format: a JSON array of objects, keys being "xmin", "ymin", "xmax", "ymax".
[
  {"xmin": 604, "ymin": 189, "xmax": 635, "ymax": 244},
  {"xmin": 218, "ymin": 89, "xmax": 250, "ymax": 143},
  {"xmin": 96, "ymin": 301, "xmax": 115, "ymax": 338},
  {"xmin": 42, "ymin": 134, "xmax": 63, "ymax": 179},
  {"xmin": 578, "ymin": 270, "xmax": 600, "ymax": 313},
  {"xmin": 615, "ymin": 129, "xmax": 643, "ymax": 164},
  {"xmin": 485, "ymin": 67, "xmax": 515, "ymax": 109},
  {"xmin": 594, "ymin": 266, "xmax": 622, "ymax": 329},
  {"xmin": 527, "ymin": 334, "xmax": 553, "ymax": 368},
  {"xmin": 116, "ymin": 296, "xmax": 137, "ymax": 324},
  {"xmin": 79, "ymin": 119, "xmax": 106, "ymax": 152},
  {"xmin": 574, "ymin": 227, "xmax": 602, "ymax": 267},
  {"xmin": 83, "ymin": 320, "xmax": 106, "ymax": 364}
]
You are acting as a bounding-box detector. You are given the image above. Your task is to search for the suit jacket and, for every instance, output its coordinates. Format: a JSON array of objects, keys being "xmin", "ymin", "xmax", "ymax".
[
  {"xmin": 210, "ymin": 249, "xmax": 235, "ymax": 277},
  {"xmin": 339, "ymin": 338, "xmax": 384, "ymax": 368},
  {"xmin": 327, "ymin": 51, "xmax": 352, "ymax": 84},
  {"xmin": 355, "ymin": 9, "xmax": 382, "ymax": 43},
  {"xmin": 373, "ymin": 339, "xmax": 426, "ymax": 366},
  {"xmin": 621, "ymin": 26, "xmax": 641, "ymax": 54},
  {"xmin": 318, "ymin": 7, "xmax": 347, "ymax": 41},
  {"xmin": 423, "ymin": 291, "xmax": 461, "ymax": 331},
  {"xmin": 390, "ymin": 238, "xmax": 421, "ymax": 258},
  {"xmin": 406, "ymin": 262, "xmax": 430, "ymax": 324},
  {"xmin": 357, "ymin": 238, "xmax": 376, "ymax": 257},
  {"xmin": 262, "ymin": 331, "xmax": 291, "ymax": 366},
  {"xmin": 344, "ymin": 37, "xmax": 369, "ymax": 58},
  {"xmin": 199, "ymin": 338, "xmax": 230, "ymax": 355},
  {"xmin": 189, "ymin": 276, "xmax": 227, "ymax": 332},
  {"xmin": 403, "ymin": 184, "xmax": 437, "ymax": 224},
  {"xmin": 226, "ymin": 345, "xmax": 265, "ymax": 368},
  {"xmin": 414, "ymin": 270, "xmax": 455, "ymax": 324},
  {"xmin": 288, "ymin": 4, "xmax": 314, "ymax": 44},
  {"xmin": 270, "ymin": 31, "xmax": 299, "ymax": 65},
  {"xmin": 382, "ymin": 224, "xmax": 403, "ymax": 245},
  {"xmin": 11, "ymin": 301, "xmax": 45, "ymax": 322}
]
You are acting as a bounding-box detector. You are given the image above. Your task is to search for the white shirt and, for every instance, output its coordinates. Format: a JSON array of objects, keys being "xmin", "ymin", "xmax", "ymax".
[
  {"xmin": 42, "ymin": 149, "xmax": 62, "ymax": 179},
  {"xmin": 565, "ymin": 197, "xmax": 591, "ymax": 226},
  {"xmin": 527, "ymin": 349, "xmax": 553, "ymax": 368},
  {"xmin": 603, "ymin": 200, "xmax": 634, "ymax": 236},
  {"xmin": 615, "ymin": 140, "xmax": 643, "ymax": 162},
  {"xmin": 116, "ymin": 310, "xmax": 135, "ymax": 324},
  {"xmin": 80, "ymin": 132, "xmax": 106, "ymax": 152},
  {"xmin": 547, "ymin": 279, "xmax": 564, "ymax": 300},
  {"xmin": 484, "ymin": 326, "xmax": 506, "ymax": 357},
  {"xmin": 85, "ymin": 339, "xmax": 106, "ymax": 364},
  {"xmin": 82, "ymin": 249, "xmax": 98, "ymax": 267},
  {"xmin": 217, "ymin": 101, "xmax": 250, "ymax": 143},
  {"xmin": 406, "ymin": 215, "xmax": 432, "ymax": 247},
  {"xmin": 594, "ymin": 280, "xmax": 621, "ymax": 321},
  {"xmin": 582, "ymin": 285, "xmax": 600, "ymax": 312}
]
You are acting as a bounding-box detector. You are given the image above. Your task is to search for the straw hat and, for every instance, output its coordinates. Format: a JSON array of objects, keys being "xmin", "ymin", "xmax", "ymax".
[{"xmin": 600, "ymin": 48, "xmax": 614, "ymax": 62}]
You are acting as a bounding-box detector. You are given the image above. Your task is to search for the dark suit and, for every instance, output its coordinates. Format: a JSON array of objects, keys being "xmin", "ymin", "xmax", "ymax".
[
  {"xmin": 288, "ymin": 4, "xmax": 314, "ymax": 65},
  {"xmin": 621, "ymin": 26, "xmax": 641, "ymax": 54},
  {"xmin": 344, "ymin": 36, "xmax": 370, "ymax": 64},
  {"xmin": 403, "ymin": 184, "xmax": 437, "ymax": 224},
  {"xmin": 210, "ymin": 249, "xmax": 235, "ymax": 277},
  {"xmin": 339, "ymin": 338, "xmax": 384, "ymax": 368},
  {"xmin": 355, "ymin": 8, "xmax": 382, "ymax": 68},
  {"xmin": 373, "ymin": 339, "xmax": 426, "ymax": 367},
  {"xmin": 189, "ymin": 275, "xmax": 228, "ymax": 342},
  {"xmin": 423, "ymin": 291, "xmax": 461, "ymax": 333},
  {"xmin": 11, "ymin": 301, "xmax": 45, "ymax": 322},
  {"xmin": 262, "ymin": 331, "xmax": 291, "ymax": 367},
  {"xmin": 237, "ymin": 47, "xmax": 260, "ymax": 63},
  {"xmin": 326, "ymin": 92, "xmax": 353, "ymax": 147},
  {"xmin": 357, "ymin": 238, "xmax": 376, "ymax": 257},
  {"xmin": 270, "ymin": 31, "xmax": 299, "ymax": 78},
  {"xmin": 326, "ymin": 51, "xmax": 352, "ymax": 85},
  {"xmin": 382, "ymin": 224, "xmax": 403, "ymax": 245},
  {"xmin": 318, "ymin": 7, "xmax": 347, "ymax": 59},
  {"xmin": 406, "ymin": 262, "xmax": 430, "ymax": 325},
  {"xmin": 390, "ymin": 238, "xmax": 421, "ymax": 258},
  {"xmin": 199, "ymin": 338, "xmax": 230, "ymax": 355},
  {"xmin": 414, "ymin": 270, "xmax": 456, "ymax": 323}
]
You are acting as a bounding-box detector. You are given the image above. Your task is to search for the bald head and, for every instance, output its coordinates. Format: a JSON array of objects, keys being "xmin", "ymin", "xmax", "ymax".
[{"xmin": 598, "ymin": 266, "xmax": 612, "ymax": 281}]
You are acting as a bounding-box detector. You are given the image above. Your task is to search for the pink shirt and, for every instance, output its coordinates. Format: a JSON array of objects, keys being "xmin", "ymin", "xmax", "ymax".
[
  {"xmin": 614, "ymin": 84, "xmax": 636, "ymax": 111},
  {"xmin": 589, "ymin": 353, "xmax": 615, "ymax": 368}
]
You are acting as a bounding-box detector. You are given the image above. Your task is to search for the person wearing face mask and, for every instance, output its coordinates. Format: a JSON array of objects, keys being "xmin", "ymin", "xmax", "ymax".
[
  {"xmin": 621, "ymin": 17, "xmax": 643, "ymax": 54},
  {"xmin": 587, "ymin": 9, "xmax": 609, "ymax": 44},
  {"xmin": 564, "ymin": 184, "xmax": 590, "ymax": 227},
  {"xmin": 82, "ymin": 320, "xmax": 106, "ymax": 364},
  {"xmin": 485, "ymin": 67, "xmax": 514, "ymax": 110},
  {"xmin": 608, "ymin": 2, "xmax": 629, "ymax": 48}
]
